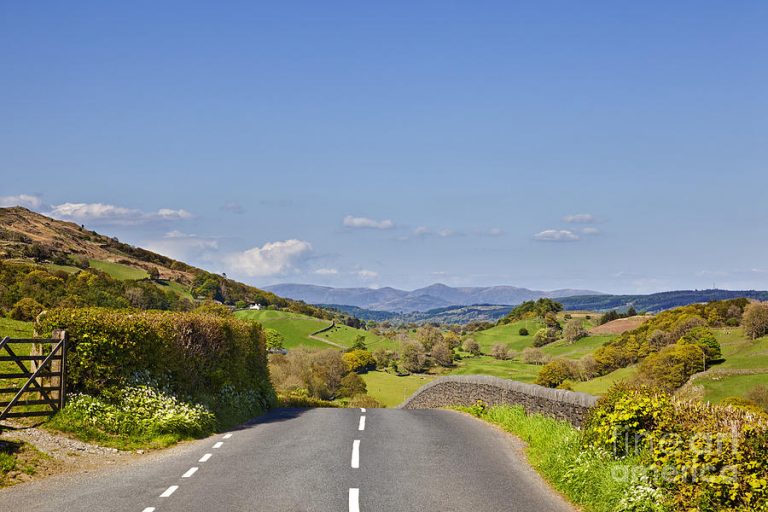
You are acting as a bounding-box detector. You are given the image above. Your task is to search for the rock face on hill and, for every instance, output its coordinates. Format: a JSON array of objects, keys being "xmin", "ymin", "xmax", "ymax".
[{"xmin": 265, "ymin": 283, "xmax": 603, "ymax": 313}]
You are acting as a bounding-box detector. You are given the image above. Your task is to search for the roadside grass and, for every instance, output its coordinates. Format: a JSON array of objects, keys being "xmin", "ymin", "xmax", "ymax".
[
  {"xmin": 698, "ymin": 372, "xmax": 768, "ymax": 404},
  {"xmin": 449, "ymin": 355, "xmax": 540, "ymax": 383},
  {"xmin": 571, "ymin": 366, "xmax": 638, "ymax": 395},
  {"xmin": 361, "ymin": 371, "xmax": 434, "ymax": 407},
  {"xmin": 458, "ymin": 405, "xmax": 637, "ymax": 512},
  {"xmin": 0, "ymin": 440, "xmax": 50, "ymax": 487},
  {"xmin": 42, "ymin": 416, "xmax": 182, "ymax": 451},
  {"xmin": 88, "ymin": 259, "xmax": 149, "ymax": 280}
]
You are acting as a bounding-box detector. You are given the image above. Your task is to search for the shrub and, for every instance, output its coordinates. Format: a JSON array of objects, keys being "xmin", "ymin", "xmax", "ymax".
[
  {"xmin": 522, "ymin": 347, "xmax": 550, "ymax": 365},
  {"xmin": 264, "ymin": 328, "xmax": 285, "ymax": 350},
  {"xmin": 677, "ymin": 326, "xmax": 721, "ymax": 362},
  {"xmin": 431, "ymin": 342, "xmax": 453, "ymax": 367},
  {"xmin": 536, "ymin": 359, "xmax": 577, "ymax": 388},
  {"xmin": 342, "ymin": 349, "xmax": 376, "ymax": 373},
  {"xmin": 637, "ymin": 344, "xmax": 704, "ymax": 390},
  {"xmin": 399, "ymin": 341, "xmax": 427, "ymax": 373},
  {"xmin": 339, "ymin": 373, "xmax": 367, "ymax": 398},
  {"xmin": 518, "ymin": 327, "xmax": 529, "ymax": 336},
  {"xmin": 533, "ymin": 327, "xmax": 560, "ymax": 347},
  {"xmin": 747, "ymin": 385, "xmax": 768, "ymax": 411},
  {"xmin": 9, "ymin": 297, "xmax": 44, "ymax": 321},
  {"xmin": 563, "ymin": 318, "xmax": 588, "ymax": 343},
  {"xmin": 743, "ymin": 302, "xmax": 768, "ymax": 340},
  {"xmin": 462, "ymin": 338, "xmax": 481, "ymax": 356},
  {"xmin": 490, "ymin": 343, "xmax": 511, "ymax": 360}
]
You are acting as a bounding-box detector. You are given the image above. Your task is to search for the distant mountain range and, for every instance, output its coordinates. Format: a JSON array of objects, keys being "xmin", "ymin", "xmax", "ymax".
[
  {"xmin": 264, "ymin": 283, "xmax": 603, "ymax": 313},
  {"xmin": 558, "ymin": 289, "xmax": 768, "ymax": 313}
]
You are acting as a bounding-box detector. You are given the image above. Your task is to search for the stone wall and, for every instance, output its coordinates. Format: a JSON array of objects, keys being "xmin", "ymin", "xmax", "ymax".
[{"xmin": 399, "ymin": 375, "xmax": 598, "ymax": 427}]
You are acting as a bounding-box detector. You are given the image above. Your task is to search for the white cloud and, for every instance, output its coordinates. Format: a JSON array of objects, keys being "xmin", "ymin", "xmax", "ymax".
[
  {"xmin": 581, "ymin": 227, "xmax": 600, "ymax": 235},
  {"xmin": 225, "ymin": 239, "xmax": 312, "ymax": 277},
  {"xmin": 220, "ymin": 202, "xmax": 245, "ymax": 214},
  {"xmin": 49, "ymin": 202, "xmax": 192, "ymax": 225},
  {"xmin": 357, "ymin": 269, "xmax": 379, "ymax": 279},
  {"xmin": 343, "ymin": 215, "xmax": 394, "ymax": 230},
  {"xmin": 314, "ymin": 268, "xmax": 339, "ymax": 276},
  {"xmin": 413, "ymin": 226, "xmax": 430, "ymax": 236},
  {"xmin": 533, "ymin": 229, "xmax": 580, "ymax": 242},
  {"xmin": 437, "ymin": 228, "xmax": 459, "ymax": 238},
  {"xmin": 0, "ymin": 194, "xmax": 43, "ymax": 209},
  {"xmin": 563, "ymin": 213, "xmax": 595, "ymax": 224},
  {"xmin": 487, "ymin": 228, "xmax": 504, "ymax": 237},
  {"xmin": 145, "ymin": 231, "xmax": 219, "ymax": 260}
]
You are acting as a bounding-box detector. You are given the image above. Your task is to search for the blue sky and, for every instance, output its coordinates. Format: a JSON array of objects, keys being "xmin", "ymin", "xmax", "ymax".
[{"xmin": 2, "ymin": 1, "xmax": 767, "ymax": 293}]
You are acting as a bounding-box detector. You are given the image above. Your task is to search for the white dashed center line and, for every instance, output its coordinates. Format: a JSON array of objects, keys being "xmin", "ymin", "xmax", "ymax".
[
  {"xmin": 358, "ymin": 416, "xmax": 366, "ymax": 431},
  {"xmin": 160, "ymin": 485, "xmax": 179, "ymax": 498},
  {"xmin": 360, "ymin": 408, "xmax": 366, "ymax": 413},
  {"xmin": 199, "ymin": 453, "xmax": 212, "ymax": 462},
  {"xmin": 213, "ymin": 441, "xmax": 224, "ymax": 449},
  {"xmin": 142, "ymin": 508, "xmax": 156, "ymax": 512},
  {"xmin": 182, "ymin": 467, "xmax": 198, "ymax": 478},
  {"xmin": 349, "ymin": 488, "xmax": 360, "ymax": 512},
  {"xmin": 223, "ymin": 433, "xmax": 232, "ymax": 439},
  {"xmin": 351, "ymin": 440, "xmax": 360, "ymax": 469}
]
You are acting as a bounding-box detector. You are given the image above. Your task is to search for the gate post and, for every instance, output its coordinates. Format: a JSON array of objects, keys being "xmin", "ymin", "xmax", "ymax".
[{"xmin": 52, "ymin": 330, "xmax": 68, "ymax": 410}]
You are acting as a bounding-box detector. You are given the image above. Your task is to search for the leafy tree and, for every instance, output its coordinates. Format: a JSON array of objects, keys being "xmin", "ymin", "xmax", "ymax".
[
  {"xmin": 742, "ymin": 302, "xmax": 768, "ymax": 340},
  {"xmin": 678, "ymin": 326, "xmax": 721, "ymax": 363},
  {"xmin": 10, "ymin": 297, "xmax": 44, "ymax": 321},
  {"xmin": 533, "ymin": 327, "xmax": 560, "ymax": 347},
  {"xmin": 522, "ymin": 347, "xmax": 549, "ymax": 365},
  {"xmin": 535, "ymin": 359, "xmax": 575, "ymax": 388},
  {"xmin": 352, "ymin": 334, "xmax": 368, "ymax": 350},
  {"xmin": 490, "ymin": 343, "xmax": 511, "ymax": 360},
  {"xmin": 502, "ymin": 298, "xmax": 563, "ymax": 323},
  {"xmin": 562, "ymin": 318, "xmax": 588, "ymax": 344},
  {"xmin": 518, "ymin": 327, "xmax": 529, "ymax": 336},
  {"xmin": 462, "ymin": 338, "xmax": 481, "ymax": 356},
  {"xmin": 416, "ymin": 325, "xmax": 443, "ymax": 351},
  {"xmin": 637, "ymin": 344, "xmax": 704, "ymax": 390},
  {"xmin": 147, "ymin": 267, "xmax": 160, "ymax": 280},
  {"xmin": 339, "ymin": 373, "xmax": 367, "ymax": 398},
  {"xmin": 192, "ymin": 302, "xmax": 232, "ymax": 317},
  {"xmin": 399, "ymin": 341, "xmax": 427, "ymax": 373},
  {"xmin": 442, "ymin": 331, "xmax": 461, "ymax": 350},
  {"xmin": 431, "ymin": 342, "xmax": 453, "ymax": 367},
  {"xmin": 264, "ymin": 328, "xmax": 286, "ymax": 351},
  {"xmin": 342, "ymin": 349, "xmax": 376, "ymax": 373}
]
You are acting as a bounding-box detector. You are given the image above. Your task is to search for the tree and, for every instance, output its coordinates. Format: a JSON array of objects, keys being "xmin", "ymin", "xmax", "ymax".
[
  {"xmin": 742, "ymin": 303, "xmax": 768, "ymax": 340},
  {"xmin": 638, "ymin": 344, "xmax": 704, "ymax": 390},
  {"xmin": 491, "ymin": 343, "xmax": 511, "ymax": 360},
  {"xmin": 416, "ymin": 325, "xmax": 443, "ymax": 351},
  {"xmin": 533, "ymin": 327, "xmax": 559, "ymax": 347},
  {"xmin": 522, "ymin": 347, "xmax": 549, "ymax": 365},
  {"xmin": 518, "ymin": 327, "xmax": 529, "ymax": 336},
  {"xmin": 147, "ymin": 267, "xmax": 160, "ymax": 280},
  {"xmin": 10, "ymin": 297, "xmax": 44, "ymax": 321},
  {"xmin": 535, "ymin": 359, "xmax": 575, "ymax": 388},
  {"xmin": 678, "ymin": 326, "xmax": 721, "ymax": 363},
  {"xmin": 626, "ymin": 306, "xmax": 638, "ymax": 317},
  {"xmin": 462, "ymin": 338, "xmax": 481, "ymax": 356},
  {"xmin": 562, "ymin": 319, "xmax": 588, "ymax": 344},
  {"xmin": 342, "ymin": 349, "xmax": 376, "ymax": 373},
  {"xmin": 431, "ymin": 342, "xmax": 453, "ymax": 367},
  {"xmin": 352, "ymin": 335, "xmax": 367, "ymax": 350},
  {"xmin": 442, "ymin": 331, "xmax": 462, "ymax": 350},
  {"xmin": 264, "ymin": 328, "xmax": 285, "ymax": 351},
  {"xmin": 339, "ymin": 373, "xmax": 367, "ymax": 398},
  {"xmin": 399, "ymin": 341, "xmax": 427, "ymax": 373}
]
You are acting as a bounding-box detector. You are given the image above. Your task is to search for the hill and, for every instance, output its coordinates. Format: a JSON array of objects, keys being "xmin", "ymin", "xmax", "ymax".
[
  {"xmin": 266, "ymin": 283, "xmax": 603, "ymax": 313},
  {"xmin": 0, "ymin": 207, "xmax": 336, "ymax": 320},
  {"xmin": 323, "ymin": 303, "xmax": 514, "ymax": 324},
  {"xmin": 559, "ymin": 289, "xmax": 768, "ymax": 312}
]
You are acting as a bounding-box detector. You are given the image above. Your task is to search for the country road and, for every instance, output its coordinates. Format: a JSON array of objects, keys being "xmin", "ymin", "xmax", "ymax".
[{"xmin": 0, "ymin": 408, "xmax": 573, "ymax": 512}]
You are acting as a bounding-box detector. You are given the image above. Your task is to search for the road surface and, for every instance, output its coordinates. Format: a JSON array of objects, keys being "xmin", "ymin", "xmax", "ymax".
[{"xmin": 0, "ymin": 408, "xmax": 573, "ymax": 512}]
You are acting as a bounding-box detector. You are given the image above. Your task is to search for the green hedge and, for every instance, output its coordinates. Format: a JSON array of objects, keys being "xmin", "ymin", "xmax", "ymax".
[{"xmin": 37, "ymin": 308, "xmax": 275, "ymax": 417}]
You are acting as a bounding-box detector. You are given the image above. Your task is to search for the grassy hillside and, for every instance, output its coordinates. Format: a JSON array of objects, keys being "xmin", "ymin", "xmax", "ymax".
[
  {"xmin": 470, "ymin": 318, "xmax": 543, "ymax": 352},
  {"xmin": 315, "ymin": 322, "xmax": 398, "ymax": 351},
  {"xmin": 88, "ymin": 259, "xmax": 149, "ymax": 280}
]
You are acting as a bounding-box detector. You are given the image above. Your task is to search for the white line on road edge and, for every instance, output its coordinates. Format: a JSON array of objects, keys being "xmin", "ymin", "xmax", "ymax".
[
  {"xmin": 349, "ymin": 488, "xmax": 360, "ymax": 512},
  {"xmin": 351, "ymin": 440, "xmax": 360, "ymax": 469},
  {"xmin": 199, "ymin": 453, "xmax": 212, "ymax": 462},
  {"xmin": 358, "ymin": 416, "xmax": 366, "ymax": 431},
  {"xmin": 213, "ymin": 441, "xmax": 224, "ymax": 449},
  {"xmin": 223, "ymin": 433, "xmax": 232, "ymax": 439},
  {"xmin": 142, "ymin": 508, "xmax": 155, "ymax": 512},
  {"xmin": 160, "ymin": 485, "xmax": 179, "ymax": 498},
  {"xmin": 182, "ymin": 467, "xmax": 198, "ymax": 478},
  {"xmin": 360, "ymin": 408, "xmax": 366, "ymax": 413}
]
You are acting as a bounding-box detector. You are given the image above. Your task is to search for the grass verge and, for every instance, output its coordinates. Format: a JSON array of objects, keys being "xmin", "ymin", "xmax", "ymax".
[{"xmin": 456, "ymin": 404, "xmax": 639, "ymax": 512}]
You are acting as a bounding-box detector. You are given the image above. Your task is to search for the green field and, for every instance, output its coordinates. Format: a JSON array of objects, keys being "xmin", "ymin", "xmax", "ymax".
[
  {"xmin": 235, "ymin": 310, "xmax": 334, "ymax": 349},
  {"xmin": 470, "ymin": 319, "xmax": 543, "ymax": 352},
  {"xmin": 448, "ymin": 355, "xmax": 540, "ymax": 382},
  {"xmin": 697, "ymin": 373, "xmax": 768, "ymax": 404},
  {"xmin": 42, "ymin": 263, "xmax": 81, "ymax": 274},
  {"xmin": 540, "ymin": 335, "xmax": 614, "ymax": 360},
  {"xmin": 572, "ymin": 366, "xmax": 638, "ymax": 395},
  {"xmin": 0, "ymin": 318, "xmax": 35, "ymax": 339},
  {"xmin": 361, "ymin": 371, "xmax": 434, "ymax": 407},
  {"xmin": 315, "ymin": 323, "xmax": 399, "ymax": 351},
  {"xmin": 154, "ymin": 279, "xmax": 193, "ymax": 300},
  {"xmin": 89, "ymin": 259, "xmax": 149, "ymax": 280}
]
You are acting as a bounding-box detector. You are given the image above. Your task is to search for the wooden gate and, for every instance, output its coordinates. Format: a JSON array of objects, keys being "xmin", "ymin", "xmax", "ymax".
[{"xmin": 0, "ymin": 330, "xmax": 67, "ymax": 421}]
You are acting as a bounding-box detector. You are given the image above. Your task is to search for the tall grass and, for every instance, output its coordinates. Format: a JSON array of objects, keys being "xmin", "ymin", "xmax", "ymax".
[{"xmin": 463, "ymin": 405, "xmax": 641, "ymax": 512}]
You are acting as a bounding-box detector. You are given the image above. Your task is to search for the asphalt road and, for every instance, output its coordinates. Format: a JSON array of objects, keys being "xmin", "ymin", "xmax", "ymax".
[{"xmin": 0, "ymin": 408, "xmax": 573, "ymax": 512}]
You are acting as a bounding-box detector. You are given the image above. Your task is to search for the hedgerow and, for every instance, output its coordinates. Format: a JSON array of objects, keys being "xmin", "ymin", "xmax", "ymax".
[{"xmin": 38, "ymin": 308, "xmax": 276, "ymax": 428}]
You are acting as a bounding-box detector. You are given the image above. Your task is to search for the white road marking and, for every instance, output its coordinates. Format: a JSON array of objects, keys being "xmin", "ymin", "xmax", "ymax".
[
  {"xmin": 160, "ymin": 485, "xmax": 178, "ymax": 498},
  {"xmin": 349, "ymin": 488, "xmax": 360, "ymax": 512},
  {"xmin": 213, "ymin": 441, "xmax": 224, "ymax": 449},
  {"xmin": 358, "ymin": 416, "xmax": 366, "ymax": 431},
  {"xmin": 360, "ymin": 408, "xmax": 366, "ymax": 413},
  {"xmin": 351, "ymin": 440, "xmax": 360, "ymax": 469},
  {"xmin": 142, "ymin": 508, "xmax": 156, "ymax": 512},
  {"xmin": 199, "ymin": 453, "xmax": 212, "ymax": 462},
  {"xmin": 182, "ymin": 467, "xmax": 198, "ymax": 478},
  {"xmin": 223, "ymin": 433, "xmax": 232, "ymax": 439}
]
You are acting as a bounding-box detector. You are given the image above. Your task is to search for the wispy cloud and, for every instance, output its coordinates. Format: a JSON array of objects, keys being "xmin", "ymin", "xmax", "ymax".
[
  {"xmin": 563, "ymin": 213, "xmax": 595, "ymax": 224},
  {"xmin": 533, "ymin": 229, "xmax": 580, "ymax": 242},
  {"xmin": 581, "ymin": 227, "xmax": 600, "ymax": 235},
  {"xmin": 314, "ymin": 268, "xmax": 339, "ymax": 276},
  {"xmin": 343, "ymin": 215, "xmax": 395, "ymax": 230},
  {"xmin": 356, "ymin": 269, "xmax": 379, "ymax": 279},
  {"xmin": 220, "ymin": 202, "xmax": 245, "ymax": 215},
  {"xmin": 225, "ymin": 239, "xmax": 312, "ymax": 277},
  {"xmin": 49, "ymin": 202, "xmax": 192, "ymax": 225},
  {"xmin": 0, "ymin": 194, "xmax": 43, "ymax": 209}
]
